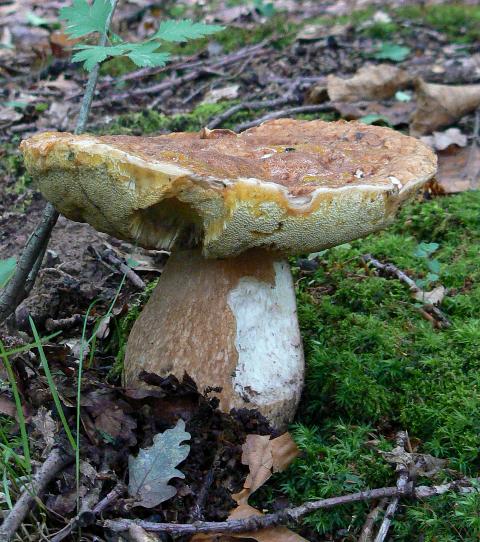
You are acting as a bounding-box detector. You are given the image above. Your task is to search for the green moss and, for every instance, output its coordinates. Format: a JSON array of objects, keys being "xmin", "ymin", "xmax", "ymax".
[
  {"xmin": 107, "ymin": 278, "xmax": 159, "ymax": 380},
  {"xmin": 97, "ymin": 102, "xmax": 239, "ymax": 135},
  {"xmin": 1, "ymin": 140, "xmax": 32, "ymax": 199},
  {"xmin": 271, "ymin": 192, "xmax": 480, "ymax": 539},
  {"xmin": 397, "ymin": 3, "xmax": 480, "ymax": 43}
]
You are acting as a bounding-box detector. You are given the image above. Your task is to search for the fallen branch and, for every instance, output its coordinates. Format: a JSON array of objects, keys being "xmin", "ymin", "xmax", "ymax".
[
  {"xmin": 101, "ymin": 247, "xmax": 146, "ymax": 290},
  {"xmin": 358, "ymin": 499, "xmax": 388, "ymax": 542},
  {"xmin": 0, "ymin": 448, "xmax": 73, "ymax": 541},
  {"xmin": 207, "ymin": 95, "xmax": 300, "ymax": 129},
  {"xmin": 0, "ymin": 0, "xmax": 119, "ymax": 325},
  {"xmin": 374, "ymin": 432, "xmax": 410, "ymax": 542},
  {"xmin": 93, "ymin": 42, "xmax": 268, "ymax": 107},
  {"xmin": 234, "ymin": 104, "xmax": 337, "ymax": 131},
  {"xmin": 361, "ymin": 254, "xmax": 451, "ymax": 328},
  {"xmin": 103, "ymin": 477, "xmax": 479, "ymax": 536},
  {"xmin": 50, "ymin": 481, "xmax": 126, "ymax": 542}
]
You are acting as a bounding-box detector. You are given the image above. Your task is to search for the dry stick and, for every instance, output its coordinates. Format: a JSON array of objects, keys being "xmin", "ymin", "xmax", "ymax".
[
  {"xmin": 207, "ymin": 95, "xmax": 300, "ymax": 129},
  {"xmin": 358, "ymin": 499, "xmax": 388, "ymax": 542},
  {"xmin": 234, "ymin": 104, "xmax": 338, "ymax": 131},
  {"xmin": 103, "ymin": 477, "xmax": 480, "ymax": 536},
  {"xmin": 93, "ymin": 42, "xmax": 268, "ymax": 107},
  {"xmin": 374, "ymin": 432, "xmax": 410, "ymax": 542},
  {"xmin": 50, "ymin": 481, "xmax": 126, "ymax": 542},
  {"xmin": 361, "ymin": 254, "xmax": 451, "ymax": 328},
  {"xmin": 101, "ymin": 248, "xmax": 146, "ymax": 290},
  {"xmin": 0, "ymin": 0, "xmax": 119, "ymax": 326},
  {"xmin": 0, "ymin": 448, "xmax": 73, "ymax": 542}
]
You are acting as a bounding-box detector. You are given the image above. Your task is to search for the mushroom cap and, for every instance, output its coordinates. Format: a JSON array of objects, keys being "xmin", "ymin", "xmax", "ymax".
[{"xmin": 21, "ymin": 119, "xmax": 436, "ymax": 258}]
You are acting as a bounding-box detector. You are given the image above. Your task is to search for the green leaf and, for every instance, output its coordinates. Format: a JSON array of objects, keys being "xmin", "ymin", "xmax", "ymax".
[
  {"xmin": 414, "ymin": 242, "xmax": 439, "ymax": 259},
  {"xmin": 60, "ymin": 0, "xmax": 111, "ymax": 39},
  {"xmin": 72, "ymin": 43, "xmax": 128, "ymax": 71},
  {"xmin": 126, "ymin": 42, "xmax": 171, "ymax": 68},
  {"xmin": 128, "ymin": 419, "xmax": 190, "ymax": 508},
  {"xmin": 0, "ymin": 258, "xmax": 16, "ymax": 289},
  {"xmin": 373, "ymin": 42, "xmax": 410, "ymax": 62},
  {"xmin": 153, "ymin": 19, "xmax": 224, "ymax": 42}
]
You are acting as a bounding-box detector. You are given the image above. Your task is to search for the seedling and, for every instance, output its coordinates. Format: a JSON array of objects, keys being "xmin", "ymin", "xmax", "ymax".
[
  {"xmin": 60, "ymin": 0, "xmax": 224, "ymax": 71},
  {"xmin": 413, "ymin": 241, "xmax": 441, "ymax": 288}
]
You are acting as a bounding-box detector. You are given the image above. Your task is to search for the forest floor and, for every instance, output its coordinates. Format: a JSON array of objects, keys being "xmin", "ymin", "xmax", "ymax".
[{"xmin": 1, "ymin": 1, "xmax": 480, "ymax": 541}]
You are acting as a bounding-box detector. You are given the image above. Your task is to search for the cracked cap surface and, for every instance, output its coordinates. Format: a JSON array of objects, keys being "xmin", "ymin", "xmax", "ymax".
[{"xmin": 21, "ymin": 118, "xmax": 437, "ymax": 258}]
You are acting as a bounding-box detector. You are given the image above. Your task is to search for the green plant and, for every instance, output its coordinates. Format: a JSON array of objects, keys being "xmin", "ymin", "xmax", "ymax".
[
  {"xmin": 253, "ymin": 0, "xmax": 275, "ymax": 18},
  {"xmin": 413, "ymin": 241, "xmax": 441, "ymax": 288},
  {"xmin": 60, "ymin": 0, "xmax": 224, "ymax": 71}
]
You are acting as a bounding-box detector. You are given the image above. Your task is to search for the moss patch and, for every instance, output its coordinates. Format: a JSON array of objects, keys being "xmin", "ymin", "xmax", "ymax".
[{"xmin": 262, "ymin": 192, "xmax": 480, "ymax": 539}]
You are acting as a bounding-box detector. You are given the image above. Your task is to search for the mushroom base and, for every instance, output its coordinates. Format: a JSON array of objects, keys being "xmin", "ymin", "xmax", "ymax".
[{"xmin": 123, "ymin": 249, "xmax": 304, "ymax": 429}]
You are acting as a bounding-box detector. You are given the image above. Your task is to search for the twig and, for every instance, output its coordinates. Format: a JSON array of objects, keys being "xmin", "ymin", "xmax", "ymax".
[
  {"xmin": 207, "ymin": 95, "xmax": 300, "ymax": 129},
  {"xmin": 358, "ymin": 499, "xmax": 388, "ymax": 542},
  {"xmin": 374, "ymin": 432, "xmax": 409, "ymax": 542},
  {"xmin": 45, "ymin": 314, "xmax": 88, "ymax": 333},
  {"xmin": 0, "ymin": 0, "xmax": 118, "ymax": 325},
  {"xmin": 361, "ymin": 254, "xmax": 451, "ymax": 328},
  {"xmin": 103, "ymin": 476, "xmax": 480, "ymax": 536},
  {"xmin": 50, "ymin": 481, "xmax": 126, "ymax": 542},
  {"xmin": 233, "ymin": 104, "xmax": 337, "ymax": 132},
  {"xmin": 0, "ymin": 448, "xmax": 73, "ymax": 541},
  {"xmin": 93, "ymin": 42, "xmax": 268, "ymax": 107},
  {"xmin": 101, "ymin": 248, "xmax": 146, "ymax": 290},
  {"xmin": 189, "ymin": 450, "xmax": 222, "ymax": 521}
]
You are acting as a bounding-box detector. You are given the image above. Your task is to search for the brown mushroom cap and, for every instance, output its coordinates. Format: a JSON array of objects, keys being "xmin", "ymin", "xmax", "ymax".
[{"xmin": 21, "ymin": 119, "xmax": 436, "ymax": 258}]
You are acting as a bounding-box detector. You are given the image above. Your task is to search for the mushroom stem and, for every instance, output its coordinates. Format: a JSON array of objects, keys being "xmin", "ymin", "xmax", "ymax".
[{"xmin": 123, "ymin": 249, "xmax": 304, "ymax": 429}]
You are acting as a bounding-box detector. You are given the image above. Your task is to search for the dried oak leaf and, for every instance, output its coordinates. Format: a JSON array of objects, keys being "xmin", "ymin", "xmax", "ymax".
[
  {"xmin": 233, "ymin": 433, "xmax": 299, "ymax": 504},
  {"xmin": 327, "ymin": 64, "xmax": 411, "ymax": 102},
  {"xmin": 128, "ymin": 419, "xmax": 191, "ymax": 508},
  {"xmin": 410, "ymin": 79, "xmax": 480, "ymax": 135}
]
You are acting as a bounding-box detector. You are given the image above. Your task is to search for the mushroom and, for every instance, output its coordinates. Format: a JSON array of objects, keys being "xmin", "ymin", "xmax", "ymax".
[{"xmin": 21, "ymin": 119, "xmax": 437, "ymax": 428}]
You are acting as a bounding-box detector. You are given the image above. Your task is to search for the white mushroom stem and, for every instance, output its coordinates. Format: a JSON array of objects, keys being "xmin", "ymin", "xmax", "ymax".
[{"xmin": 123, "ymin": 249, "xmax": 304, "ymax": 429}]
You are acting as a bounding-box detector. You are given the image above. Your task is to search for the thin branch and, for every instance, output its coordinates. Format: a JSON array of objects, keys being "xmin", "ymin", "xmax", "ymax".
[
  {"xmin": 0, "ymin": 448, "xmax": 73, "ymax": 542},
  {"xmin": 0, "ymin": 0, "xmax": 118, "ymax": 325},
  {"xmin": 233, "ymin": 104, "xmax": 337, "ymax": 132},
  {"xmin": 207, "ymin": 95, "xmax": 300, "ymax": 129},
  {"xmin": 358, "ymin": 499, "xmax": 388, "ymax": 542},
  {"xmin": 374, "ymin": 432, "xmax": 410, "ymax": 542},
  {"xmin": 103, "ymin": 477, "xmax": 480, "ymax": 536}
]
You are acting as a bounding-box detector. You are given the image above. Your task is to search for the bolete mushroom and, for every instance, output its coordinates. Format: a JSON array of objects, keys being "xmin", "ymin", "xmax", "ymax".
[{"xmin": 21, "ymin": 119, "xmax": 436, "ymax": 428}]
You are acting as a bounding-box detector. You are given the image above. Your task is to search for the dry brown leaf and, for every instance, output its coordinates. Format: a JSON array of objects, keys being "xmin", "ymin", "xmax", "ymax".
[
  {"xmin": 434, "ymin": 144, "xmax": 480, "ymax": 193},
  {"xmin": 0, "ymin": 395, "xmax": 17, "ymax": 418},
  {"xmin": 31, "ymin": 406, "xmax": 56, "ymax": 457},
  {"xmin": 413, "ymin": 285, "xmax": 446, "ymax": 305},
  {"xmin": 232, "ymin": 433, "xmax": 299, "ymax": 504},
  {"xmin": 327, "ymin": 64, "xmax": 411, "ymax": 102},
  {"xmin": 192, "ymin": 504, "xmax": 308, "ymax": 542},
  {"xmin": 420, "ymin": 128, "xmax": 468, "ymax": 151},
  {"xmin": 297, "ymin": 23, "xmax": 348, "ymax": 41},
  {"xmin": 202, "ymin": 85, "xmax": 240, "ymax": 104},
  {"xmin": 411, "ymin": 79, "xmax": 480, "ymax": 135}
]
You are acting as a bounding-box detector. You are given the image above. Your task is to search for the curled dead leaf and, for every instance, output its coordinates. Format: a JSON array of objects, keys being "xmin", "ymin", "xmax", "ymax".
[
  {"xmin": 411, "ymin": 79, "xmax": 480, "ymax": 135},
  {"xmin": 420, "ymin": 128, "xmax": 467, "ymax": 151},
  {"xmin": 327, "ymin": 64, "xmax": 411, "ymax": 102},
  {"xmin": 232, "ymin": 433, "xmax": 299, "ymax": 504}
]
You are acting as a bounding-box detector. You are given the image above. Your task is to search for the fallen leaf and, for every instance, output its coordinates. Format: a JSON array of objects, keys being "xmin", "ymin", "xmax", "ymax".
[
  {"xmin": 0, "ymin": 395, "xmax": 17, "ymax": 418},
  {"xmin": 434, "ymin": 144, "xmax": 480, "ymax": 193},
  {"xmin": 420, "ymin": 128, "xmax": 468, "ymax": 151},
  {"xmin": 202, "ymin": 85, "xmax": 240, "ymax": 104},
  {"xmin": 411, "ymin": 79, "xmax": 480, "ymax": 135},
  {"xmin": 327, "ymin": 64, "xmax": 411, "ymax": 102},
  {"xmin": 0, "ymin": 106, "xmax": 22, "ymax": 126},
  {"xmin": 233, "ymin": 433, "xmax": 299, "ymax": 504},
  {"xmin": 296, "ymin": 23, "xmax": 348, "ymax": 41},
  {"xmin": 31, "ymin": 407, "xmax": 56, "ymax": 457},
  {"xmin": 413, "ymin": 285, "xmax": 446, "ymax": 305},
  {"xmin": 128, "ymin": 419, "xmax": 191, "ymax": 508},
  {"xmin": 193, "ymin": 503, "xmax": 308, "ymax": 542}
]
